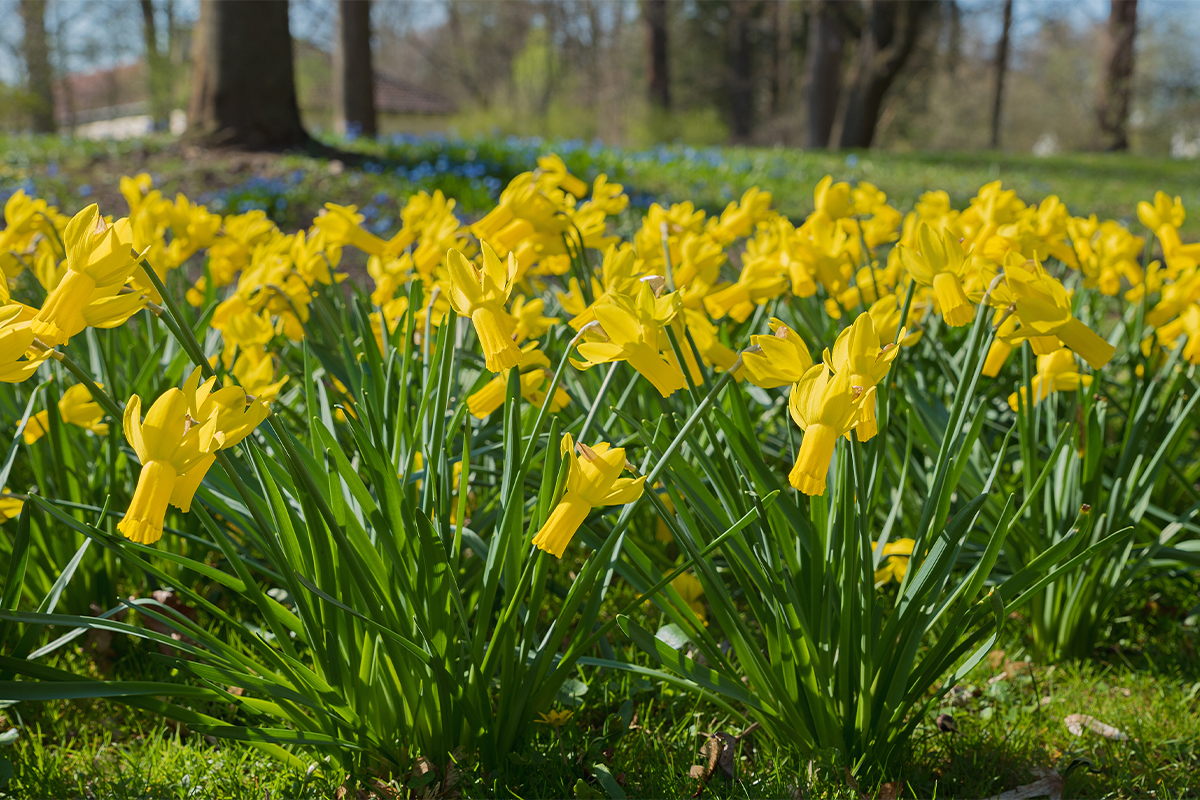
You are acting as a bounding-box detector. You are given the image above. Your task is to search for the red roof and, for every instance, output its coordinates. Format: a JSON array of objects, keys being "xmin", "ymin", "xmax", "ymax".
[
  {"xmin": 54, "ymin": 62, "xmax": 148, "ymax": 123},
  {"xmin": 374, "ymin": 74, "xmax": 457, "ymax": 116}
]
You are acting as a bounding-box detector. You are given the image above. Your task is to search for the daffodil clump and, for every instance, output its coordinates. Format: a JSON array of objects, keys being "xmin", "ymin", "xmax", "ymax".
[
  {"xmin": 3, "ymin": 160, "xmax": 1191, "ymax": 552},
  {"xmin": 4, "ymin": 152, "xmax": 1200, "ymax": 785}
]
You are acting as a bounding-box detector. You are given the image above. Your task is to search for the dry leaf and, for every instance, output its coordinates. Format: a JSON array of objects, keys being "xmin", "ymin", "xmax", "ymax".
[
  {"xmin": 936, "ymin": 713, "xmax": 960, "ymax": 734},
  {"xmin": 877, "ymin": 782, "xmax": 900, "ymax": 800},
  {"xmin": 843, "ymin": 768, "xmax": 867, "ymax": 800},
  {"xmin": 713, "ymin": 732, "xmax": 738, "ymax": 781},
  {"xmin": 986, "ymin": 773, "xmax": 1064, "ymax": 800},
  {"xmin": 1064, "ymin": 714, "xmax": 1127, "ymax": 740}
]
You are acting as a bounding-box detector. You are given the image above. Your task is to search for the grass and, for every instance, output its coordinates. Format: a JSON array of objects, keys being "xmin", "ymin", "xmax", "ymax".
[
  {"xmin": 4, "ymin": 134, "xmax": 1200, "ymax": 238},
  {"xmin": 4, "ymin": 576, "xmax": 1198, "ymax": 799}
]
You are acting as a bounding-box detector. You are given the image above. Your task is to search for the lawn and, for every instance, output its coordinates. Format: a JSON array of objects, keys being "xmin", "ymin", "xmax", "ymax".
[
  {"xmin": 5, "ymin": 575, "xmax": 1199, "ymax": 798},
  {"xmin": 4, "ymin": 134, "xmax": 1200, "ymax": 236}
]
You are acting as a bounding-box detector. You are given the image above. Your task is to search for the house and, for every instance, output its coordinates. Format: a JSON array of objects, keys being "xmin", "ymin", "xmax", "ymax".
[
  {"xmin": 53, "ymin": 62, "xmax": 185, "ymax": 139},
  {"xmin": 53, "ymin": 50, "xmax": 457, "ymax": 140}
]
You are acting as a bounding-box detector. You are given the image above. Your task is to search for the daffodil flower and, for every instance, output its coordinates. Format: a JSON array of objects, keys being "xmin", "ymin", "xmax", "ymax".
[
  {"xmin": 1007, "ymin": 348, "xmax": 1093, "ymax": 411},
  {"xmin": 670, "ymin": 571, "xmax": 707, "ymax": 624},
  {"xmin": 447, "ymin": 243, "xmax": 521, "ymax": 372},
  {"xmin": 467, "ymin": 344, "xmax": 569, "ymax": 419},
  {"xmin": 33, "ymin": 205, "xmax": 141, "ymax": 346},
  {"xmin": 1006, "ymin": 267, "xmax": 1115, "ymax": 369},
  {"xmin": 0, "ymin": 306, "xmax": 50, "ymax": 383},
  {"xmin": 573, "ymin": 282, "xmax": 687, "ymax": 398},
  {"xmin": 898, "ymin": 222, "xmax": 975, "ymax": 327},
  {"xmin": 742, "ymin": 318, "xmax": 813, "ymax": 389},
  {"xmin": 873, "ymin": 538, "xmax": 915, "ymax": 585},
  {"xmin": 532, "ymin": 434, "xmax": 645, "ymax": 558},
  {"xmin": 24, "ymin": 383, "xmax": 109, "ymax": 444},
  {"xmin": 119, "ymin": 389, "xmax": 223, "ymax": 544},
  {"xmin": 119, "ymin": 371, "xmax": 269, "ymax": 545},
  {"xmin": 702, "ymin": 255, "xmax": 789, "ymax": 322},
  {"xmin": 825, "ymin": 314, "xmax": 901, "ymax": 441},
  {"xmin": 787, "ymin": 365, "xmax": 862, "ymax": 496}
]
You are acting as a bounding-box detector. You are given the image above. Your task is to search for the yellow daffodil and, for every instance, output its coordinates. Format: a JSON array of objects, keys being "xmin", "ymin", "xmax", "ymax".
[
  {"xmin": 532, "ymin": 433, "xmax": 645, "ymax": 558},
  {"xmin": 510, "ymin": 295, "xmax": 559, "ymax": 344},
  {"xmin": 1005, "ymin": 266, "xmax": 1115, "ymax": 369},
  {"xmin": 24, "ymin": 383, "xmax": 109, "ymax": 444},
  {"xmin": 787, "ymin": 365, "xmax": 862, "ymax": 496},
  {"xmin": 119, "ymin": 388, "xmax": 223, "ymax": 544},
  {"xmin": 447, "ymin": 243, "xmax": 521, "ymax": 372},
  {"xmin": 825, "ymin": 314, "xmax": 901, "ymax": 441},
  {"xmin": 898, "ymin": 222, "xmax": 975, "ymax": 327},
  {"xmin": 670, "ymin": 571, "xmax": 707, "ymax": 624},
  {"xmin": 702, "ymin": 255, "xmax": 789, "ymax": 322},
  {"xmin": 1154, "ymin": 304, "xmax": 1200, "ymax": 365},
  {"xmin": 467, "ymin": 344, "xmax": 569, "ymax": 418},
  {"xmin": 573, "ymin": 282, "xmax": 687, "ymax": 398},
  {"xmin": 1007, "ymin": 348, "xmax": 1092, "ymax": 411},
  {"xmin": 0, "ymin": 489, "xmax": 24, "ymax": 522},
  {"xmin": 119, "ymin": 371, "xmax": 269, "ymax": 544},
  {"xmin": 33, "ymin": 205, "xmax": 141, "ymax": 346},
  {"xmin": 0, "ymin": 306, "xmax": 50, "ymax": 383},
  {"xmin": 742, "ymin": 318, "xmax": 813, "ymax": 389},
  {"xmin": 537, "ymin": 153, "xmax": 589, "ymax": 198},
  {"xmin": 873, "ymin": 538, "xmax": 915, "ymax": 585}
]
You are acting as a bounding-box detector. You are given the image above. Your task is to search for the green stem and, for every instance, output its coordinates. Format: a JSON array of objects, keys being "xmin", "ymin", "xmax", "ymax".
[
  {"xmin": 53, "ymin": 349, "xmax": 122, "ymax": 421},
  {"xmin": 139, "ymin": 259, "xmax": 216, "ymax": 381}
]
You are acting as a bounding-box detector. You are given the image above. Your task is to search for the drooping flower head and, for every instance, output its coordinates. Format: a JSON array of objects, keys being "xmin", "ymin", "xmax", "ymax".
[{"xmin": 532, "ymin": 433, "xmax": 645, "ymax": 558}]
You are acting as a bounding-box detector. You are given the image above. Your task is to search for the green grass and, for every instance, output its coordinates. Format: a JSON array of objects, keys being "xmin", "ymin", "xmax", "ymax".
[
  {"xmin": 6, "ymin": 659, "xmax": 1198, "ymax": 799},
  {"xmin": 4, "ymin": 134, "xmax": 1200, "ymax": 238},
  {"xmin": 5, "ymin": 574, "xmax": 1198, "ymax": 799}
]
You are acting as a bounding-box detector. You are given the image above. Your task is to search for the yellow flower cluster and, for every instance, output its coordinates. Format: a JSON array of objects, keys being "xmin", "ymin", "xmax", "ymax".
[{"xmin": 5, "ymin": 154, "xmax": 1196, "ymax": 558}]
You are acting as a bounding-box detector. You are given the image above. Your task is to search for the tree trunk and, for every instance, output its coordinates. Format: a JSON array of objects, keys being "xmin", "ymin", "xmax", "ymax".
[
  {"xmin": 19, "ymin": 0, "xmax": 56, "ymax": 133},
  {"xmin": 771, "ymin": 0, "xmax": 792, "ymax": 117},
  {"xmin": 187, "ymin": 0, "xmax": 309, "ymax": 150},
  {"xmin": 643, "ymin": 0, "xmax": 669, "ymax": 110},
  {"xmin": 805, "ymin": 0, "xmax": 844, "ymax": 149},
  {"xmin": 728, "ymin": 0, "xmax": 756, "ymax": 142},
  {"xmin": 1095, "ymin": 0, "xmax": 1137, "ymax": 151},
  {"xmin": 989, "ymin": 0, "xmax": 1013, "ymax": 149},
  {"xmin": 333, "ymin": 0, "xmax": 377, "ymax": 138},
  {"xmin": 834, "ymin": 0, "xmax": 931, "ymax": 149},
  {"xmin": 140, "ymin": 0, "xmax": 172, "ymax": 130}
]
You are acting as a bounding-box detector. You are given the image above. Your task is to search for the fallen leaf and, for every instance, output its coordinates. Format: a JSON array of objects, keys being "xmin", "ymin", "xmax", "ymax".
[
  {"xmin": 937, "ymin": 713, "xmax": 960, "ymax": 734},
  {"xmin": 1063, "ymin": 714, "xmax": 1127, "ymax": 740},
  {"xmin": 877, "ymin": 782, "xmax": 900, "ymax": 800},
  {"xmin": 986, "ymin": 772, "xmax": 1064, "ymax": 800},
  {"xmin": 713, "ymin": 732, "xmax": 737, "ymax": 781}
]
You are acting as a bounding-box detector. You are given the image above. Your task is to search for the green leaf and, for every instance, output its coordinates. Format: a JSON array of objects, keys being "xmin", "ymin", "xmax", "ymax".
[{"xmin": 617, "ymin": 616, "xmax": 763, "ymax": 712}]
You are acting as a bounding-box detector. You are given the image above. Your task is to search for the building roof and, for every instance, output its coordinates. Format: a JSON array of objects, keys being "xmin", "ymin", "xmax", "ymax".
[
  {"xmin": 54, "ymin": 62, "xmax": 148, "ymax": 124},
  {"xmin": 51, "ymin": 59, "xmax": 457, "ymax": 124},
  {"xmin": 373, "ymin": 73, "xmax": 457, "ymax": 116}
]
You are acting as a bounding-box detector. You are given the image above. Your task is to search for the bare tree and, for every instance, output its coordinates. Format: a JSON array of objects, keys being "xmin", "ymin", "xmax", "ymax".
[
  {"xmin": 834, "ymin": 0, "xmax": 933, "ymax": 149},
  {"xmin": 770, "ymin": 0, "xmax": 793, "ymax": 118},
  {"xmin": 1095, "ymin": 0, "xmax": 1137, "ymax": 151},
  {"xmin": 140, "ymin": 0, "xmax": 173, "ymax": 130},
  {"xmin": 989, "ymin": 0, "xmax": 1013, "ymax": 149},
  {"xmin": 727, "ymin": 0, "xmax": 756, "ymax": 141},
  {"xmin": 187, "ymin": 0, "xmax": 309, "ymax": 149},
  {"xmin": 333, "ymin": 0, "xmax": 377, "ymax": 137},
  {"xmin": 805, "ymin": 0, "xmax": 844, "ymax": 148},
  {"xmin": 19, "ymin": 0, "xmax": 56, "ymax": 133},
  {"xmin": 643, "ymin": 0, "xmax": 669, "ymax": 110}
]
